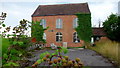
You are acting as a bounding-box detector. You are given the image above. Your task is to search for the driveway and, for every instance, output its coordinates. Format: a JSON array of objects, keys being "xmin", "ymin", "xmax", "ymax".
[{"xmin": 27, "ymin": 48, "xmax": 114, "ymax": 67}]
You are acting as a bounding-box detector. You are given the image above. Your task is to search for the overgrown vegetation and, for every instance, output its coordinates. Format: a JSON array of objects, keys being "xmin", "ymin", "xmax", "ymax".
[
  {"xmin": 88, "ymin": 39, "xmax": 120, "ymax": 66},
  {"xmin": 103, "ymin": 14, "xmax": 120, "ymax": 42},
  {"xmin": 75, "ymin": 13, "xmax": 92, "ymax": 43},
  {"xmin": 0, "ymin": 12, "xmax": 33, "ymax": 67}
]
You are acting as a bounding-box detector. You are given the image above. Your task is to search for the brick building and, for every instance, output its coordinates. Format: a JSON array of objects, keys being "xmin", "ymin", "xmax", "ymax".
[
  {"xmin": 31, "ymin": 3, "xmax": 91, "ymax": 47},
  {"xmin": 92, "ymin": 27, "xmax": 106, "ymax": 43}
]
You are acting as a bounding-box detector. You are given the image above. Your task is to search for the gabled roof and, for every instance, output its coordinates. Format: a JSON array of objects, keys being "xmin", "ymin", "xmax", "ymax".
[
  {"xmin": 32, "ymin": 3, "xmax": 91, "ymax": 17},
  {"xmin": 92, "ymin": 27, "xmax": 106, "ymax": 36}
]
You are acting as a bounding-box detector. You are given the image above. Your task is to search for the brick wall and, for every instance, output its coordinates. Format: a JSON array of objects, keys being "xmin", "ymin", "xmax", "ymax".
[{"xmin": 32, "ymin": 15, "xmax": 83, "ymax": 47}]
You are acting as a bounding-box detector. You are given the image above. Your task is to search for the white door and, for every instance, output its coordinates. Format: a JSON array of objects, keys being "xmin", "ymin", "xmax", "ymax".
[{"xmin": 63, "ymin": 42, "xmax": 67, "ymax": 48}]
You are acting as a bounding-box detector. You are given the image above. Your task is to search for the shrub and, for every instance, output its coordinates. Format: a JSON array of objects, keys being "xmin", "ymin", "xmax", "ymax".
[{"xmin": 32, "ymin": 47, "xmax": 83, "ymax": 67}]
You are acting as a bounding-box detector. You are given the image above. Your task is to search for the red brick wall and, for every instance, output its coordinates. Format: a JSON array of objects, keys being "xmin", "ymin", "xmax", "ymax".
[
  {"xmin": 32, "ymin": 15, "xmax": 83, "ymax": 47},
  {"xmin": 100, "ymin": 37, "xmax": 109, "ymax": 40}
]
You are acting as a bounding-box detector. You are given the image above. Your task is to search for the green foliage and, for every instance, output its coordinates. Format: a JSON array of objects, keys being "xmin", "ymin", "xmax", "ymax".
[
  {"xmin": 62, "ymin": 47, "xmax": 69, "ymax": 54},
  {"xmin": 2, "ymin": 59, "xmax": 6, "ymax": 64},
  {"xmin": 32, "ymin": 48, "xmax": 83, "ymax": 67},
  {"xmin": 10, "ymin": 49, "xmax": 19, "ymax": 55},
  {"xmin": 75, "ymin": 13, "xmax": 92, "ymax": 42},
  {"xmin": 31, "ymin": 21, "xmax": 46, "ymax": 43},
  {"xmin": 10, "ymin": 55, "xmax": 20, "ymax": 61},
  {"xmin": 11, "ymin": 38, "xmax": 31, "ymax": 49},
  {"xmin": 3, "ymin": 53, "xmax": 8, "ymax": 59},
  {"xmin": 13, "ymin": 41, "xmax": 18, "ymax": 45},
  {"xmin": 34, "ymin": 47, "xmax": 68, "ymax": 66},
  {"xmin": 39, "ymin": 51, "xmax": 50, "ymax": 59},
  {"xmin": 3, "ymin": 61, "xmax": 19, "ymax": 66},
  {"xmin": 103, "ymin": 14, "xmax": 120, "ymax": 42},
  {"xmin": 1, "ymin": 18, "xmax": 32, "ymax": 66},
  {"xmin": 2, "ymin": 24, "xmax": 6, "ymax": 27},
  {"xmin": 0, "ymin": 12, "xmax": 8, "ymax": 37},
  {"xmin": 19, "ymin": 37, "xmax": 32, "ymax": 48},
  {"xmin": 2, "ymin": 38, "xmax": 11, "ymax": 54},
  {"xmin": 13, "ymin": 19, "xmax": 30, "ymax": 36},
  {"xmin": 36, "ymin": 59, "xmax": 43, "ymax": 64},
  {"xmin": 17, "ymin": 41, "xmax": 24, "ymax": 45}
]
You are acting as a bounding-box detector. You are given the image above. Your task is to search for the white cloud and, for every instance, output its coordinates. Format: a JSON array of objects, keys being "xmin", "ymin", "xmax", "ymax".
[
  {"xmin": 89, "ymin": 2, "xmax": 117, "ymax": 27},
  {"xmin": 0, "ymin": 0, "xmax": 119, "ymax": 2}
]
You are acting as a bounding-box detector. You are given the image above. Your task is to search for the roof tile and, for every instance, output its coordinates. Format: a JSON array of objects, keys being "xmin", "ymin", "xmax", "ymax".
[{"xmin": 32, "ymin": 3, "xmax": 90, "ymax": 17}]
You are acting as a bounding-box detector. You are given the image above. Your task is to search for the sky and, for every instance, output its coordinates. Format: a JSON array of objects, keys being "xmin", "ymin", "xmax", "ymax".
[{"xmin": 0, "ymin": 0, "xmax": 119, "ymax": 35}]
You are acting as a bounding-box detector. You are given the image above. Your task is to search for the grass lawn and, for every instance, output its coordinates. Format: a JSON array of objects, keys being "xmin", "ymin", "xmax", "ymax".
[{"xmin": 88, "ymin": 39, "xmax": 120, "ymax": 66}]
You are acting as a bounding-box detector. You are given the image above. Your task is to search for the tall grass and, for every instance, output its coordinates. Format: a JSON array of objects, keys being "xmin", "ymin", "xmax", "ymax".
[{"xmin": 89, "ymin": 39, "xmax": 120, "ymax": 65}]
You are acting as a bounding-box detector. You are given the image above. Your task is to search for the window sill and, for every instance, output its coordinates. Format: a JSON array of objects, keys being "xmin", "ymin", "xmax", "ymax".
[
  {"xmin": 56, "ymin": 28, "xmax": 62, "ymax": 29},
  {"xmin": 56, "ymin": 41, "xmax": 62, "ymax": 43},
  {"xmin": 72, "ymin": 42, "xmax": 80, "ymax": 44}
]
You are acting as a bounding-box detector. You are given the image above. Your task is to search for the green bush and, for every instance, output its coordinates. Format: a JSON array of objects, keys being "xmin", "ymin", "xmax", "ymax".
[{"xmin": 103, "ymin": 14, "xmax": 120, "ymax": 42}]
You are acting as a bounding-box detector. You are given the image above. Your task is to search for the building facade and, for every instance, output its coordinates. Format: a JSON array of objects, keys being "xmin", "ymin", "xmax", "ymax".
[{"xmin": 32, "ymin": 3, "xmax": 91, "ymax": 47}]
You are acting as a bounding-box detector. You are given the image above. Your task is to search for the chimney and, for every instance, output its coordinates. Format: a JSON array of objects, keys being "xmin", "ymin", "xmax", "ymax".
[{"xmin": 98, "ymin": 19, "xmax": 101, "ymax": 28}]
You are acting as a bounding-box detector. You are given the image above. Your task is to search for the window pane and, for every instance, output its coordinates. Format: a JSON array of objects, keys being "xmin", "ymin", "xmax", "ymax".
[
  {"xmin": 73, "ymin": 18, "xmax": 78, "ymax": 28},
  {"xmin": 43, "ymin": 33, "xmax": 46, "ymax": 40},
  {"xmin": 56, "ymin": 36, "xmax": 59, "ymax": 41},
  {"xmin": 73, "ymin": 32, "xmax": 80, "ymax": 43},
  {"xmin": 56, "ymin": 32, "xmax": 62, "ymax": 42},
  {"xmin": 41, "ymin": 19, "xmax": 46, "ymax": 28},
  {"xmin": 56, "ymin": 19, "xmax": 62, "ymax": 28},
  {"xmin": 56, "ymin": 19, "xmax": 59, "ymax": 28}
]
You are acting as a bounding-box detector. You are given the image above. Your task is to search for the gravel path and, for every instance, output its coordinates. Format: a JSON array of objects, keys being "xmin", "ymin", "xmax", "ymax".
[{"xmin": 27, "ymin": 48, "xmax": 114, "ymax": 67}]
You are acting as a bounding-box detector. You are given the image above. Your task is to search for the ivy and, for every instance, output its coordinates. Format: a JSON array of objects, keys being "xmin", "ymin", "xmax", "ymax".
[{"xmin": 75, "ymin": 13, "xmax": 92, "ymax": 43}]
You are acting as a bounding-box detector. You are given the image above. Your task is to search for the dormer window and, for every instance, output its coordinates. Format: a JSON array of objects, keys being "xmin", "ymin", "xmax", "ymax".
[
  {"xmin": 56, "ymin": 18, "xmax": 62, "ymax": 28},
  {"xmin": 73, "ymin": 18, "xmax": 78, "ymax": 28}
]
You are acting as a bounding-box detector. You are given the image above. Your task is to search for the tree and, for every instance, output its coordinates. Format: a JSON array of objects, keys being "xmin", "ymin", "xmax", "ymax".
[
  {"xmin": 13, "ymin": 19, "xmax": 31, "ymax": 36},
  {"xmin": 0, "ymin": 12, "xmax": 11, "ymax": 37},
  {"xmin": 103, "ymin": 14, "xmax": 120, "ymax": 42},
  {"xmin": 31, "ymin": 21, "xmax": 47, "ymax": 43},
  {"xmin": 75, "ymin": 13, "xmax": 92, "ymax": 43}
]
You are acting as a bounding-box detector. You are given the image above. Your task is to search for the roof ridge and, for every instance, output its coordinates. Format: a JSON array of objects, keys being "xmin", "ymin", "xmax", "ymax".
[{"xmin": 39, "ymin": 2, "xmax": 88, "ymax": 7}]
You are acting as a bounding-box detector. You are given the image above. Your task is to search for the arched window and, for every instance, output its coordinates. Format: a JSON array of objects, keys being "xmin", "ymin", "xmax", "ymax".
[
  {"xmin": 73, "ymin": 18, "xmax": 78, "ymax": 28},
  {"xmin": 73, "ymin": 32, "xmax": 80, "ymax": 43},
  {"xmin": 40, "ymin": 19, "xmax": 46, "ymax": 28},
  {"xmin": 56, "ymin": 18, "xmax": 62, "ymax": 28},
  {"xmin": 56, "ymin": 32, "xmax": 62, "ymax": 42},
  {"xmin": 43, "ymin": 33, "xmax": 46, "ymax": 40}
]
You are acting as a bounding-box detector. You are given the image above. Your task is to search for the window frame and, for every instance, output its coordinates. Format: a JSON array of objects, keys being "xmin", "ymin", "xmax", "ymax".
[
  {"xmin": 40, "ymin": 19, "xmax": 46, "ymax": 28},
  {"xmin": 73, "ymin": 32, "xmax": 80, "ymax": 43},
  {"xmin": 73, "ymin": 18, "xmax": 78, "ymax": 28},
  {"xmin": 43, "ymin": 33, "xmax": 46, "ymax": 40},
  {"xmin": 56, "ymin": 32, "xmax": 62, "ymax": 42},
  {"xmin": 56, "ymin": 18, "xmax": 62, "ymax": 29}
]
